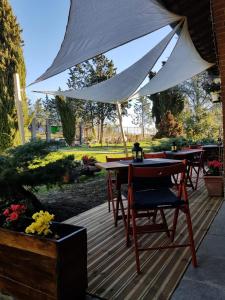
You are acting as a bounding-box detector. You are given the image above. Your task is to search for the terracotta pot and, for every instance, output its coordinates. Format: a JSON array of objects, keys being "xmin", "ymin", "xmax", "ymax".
[
  {"xmin": 62, "ymin": 170, "xmax": 71, "ymax": 183},
  {"xmin": 204, "ymin": 175, "xmax": 224, "ymax": 196},
  {"xmin": 0, "ymin": 223, "xmax": 87, "ymax": 300}
]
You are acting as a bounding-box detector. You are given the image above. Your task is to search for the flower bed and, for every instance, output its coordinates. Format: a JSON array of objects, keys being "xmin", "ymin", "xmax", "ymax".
[{"xmin": 0, "ymin": 205, "xmax": 87, "ymax": 300}]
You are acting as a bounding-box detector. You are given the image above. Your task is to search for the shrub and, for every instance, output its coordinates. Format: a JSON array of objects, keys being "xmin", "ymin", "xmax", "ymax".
[{"xmin": 0, "ymin": 141, "xmax": 81, "ymax": 209}]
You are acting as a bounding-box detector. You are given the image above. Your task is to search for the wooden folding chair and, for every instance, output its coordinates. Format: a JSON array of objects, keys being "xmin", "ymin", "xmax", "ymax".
[
  {"xmin": 189, "ymin": 150, "xmax": 204, "ymax": 190},
  {"xmin": 126, "ymin": 161, "xmax": 197, "ymax": 273},
  {"xmin": 106, "ymin": 156, "xmax": 132, "ymax": 227}
]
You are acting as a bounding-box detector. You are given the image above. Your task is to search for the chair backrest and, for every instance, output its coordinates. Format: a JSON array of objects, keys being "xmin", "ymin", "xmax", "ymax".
[
  {"xmin": 106, "ymin": 156, "xmax": 133, "ymax": 162},
  {"xmin": 143, "ymin": 152, "xmax": 166, "ymax": 159},
  {"xmin": 128, "ymin": 161, "xmax": 186, "ymax": 190},
  {"xmin": 191, "ymin": 150, "xmax": 204, "ymax": 165}
]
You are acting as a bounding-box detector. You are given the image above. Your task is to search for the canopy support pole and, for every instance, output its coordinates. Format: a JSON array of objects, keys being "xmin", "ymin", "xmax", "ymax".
[
  {"xmin": 116, "ymin": 102, "xmax": 128, "ymax": 157},
  {"xmin": 13, "ymin": 73, "xmax": 25, "ymax": 145}
]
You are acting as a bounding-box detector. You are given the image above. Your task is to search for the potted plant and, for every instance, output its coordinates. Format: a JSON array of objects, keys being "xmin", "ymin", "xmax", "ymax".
[
  {"xmin": 204, "ymin": 160, "xmax": 224, "ymax": 196},
  {"xmin": 0, "ymin": 204, "xmax": 87, "ymax": 300},
  {"xmin": 81, "ymin": 155, "xmax": 100, "ymax": 176}
]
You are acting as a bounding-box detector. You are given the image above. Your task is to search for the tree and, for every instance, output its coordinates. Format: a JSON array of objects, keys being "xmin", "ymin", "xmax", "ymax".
[
  {"xmin": 88, "ymin": 55, "xmax": 118, "ymax": 144},
  {"xmin": 43, "ymin": 95, "xmax": 60, "ymax": 125},
  {"xmin": 67, "ymin": 54, "xmax": 129, "ymax": 144},
  {"xmin": 67, "ymin": 62, "xmax": 95, "ymax": 138},
  {"xmin": 55, "ymin": 96, "xmax": 76, "ymax": 146},
  {"xmin": 180, "ymin": 72, "xmax": 222, "ymax": 141},
  {"xmin": 148, "ymin": 71, "xmax": 185, "ymax": 137},
  {"xmin": 0, "ymin": 0, "xmax": 28, "ymax": 151},
  {"xmin": 156, "ymin": 111, "xmax": 183, "ymax": 138},
  {"xmin": 132, "ymin": 96, "xmax": 152, "ymax": 138},
  {"xmin": 180, "ymin": 72, "xmax": 212, "ymax": 112}
]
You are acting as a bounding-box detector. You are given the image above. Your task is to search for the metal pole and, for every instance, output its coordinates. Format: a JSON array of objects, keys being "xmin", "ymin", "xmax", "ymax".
[
  {"xmin": 13, "ymin": 73, "xmax": 25, "ymax": 144},
  {"xmin": 116, "ymin": 102, "xmax": 128, "ymax": 157}
]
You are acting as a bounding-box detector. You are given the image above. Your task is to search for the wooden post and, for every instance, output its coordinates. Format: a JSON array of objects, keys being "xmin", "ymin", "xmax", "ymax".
[
  {"xmin": 13, "ymin": 73, "xmax": 25, "ymax": 144},
  {"xmin": 116, "ymin": 102, "xmax": 128, "ymax": 157},
  {"xmin": 212, "ymin": 0, "xmax": 225, "ymax": 193},
  {"xmin": 46, "ymin": 119, "xmax": 51, "ymax": 142},
  {"xmin": 31, "ymin": 117, "xmax": 37, "ymax": 141}
]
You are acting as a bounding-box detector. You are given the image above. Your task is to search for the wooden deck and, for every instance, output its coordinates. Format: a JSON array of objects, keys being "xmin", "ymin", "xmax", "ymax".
[{"xmin": 65, "ymin": 178, "xmax": 224, "ymax": 300}]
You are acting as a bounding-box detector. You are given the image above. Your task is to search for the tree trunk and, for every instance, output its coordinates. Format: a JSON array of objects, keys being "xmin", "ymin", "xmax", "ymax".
[
  {"xmin": 142, "ymin": 103, "xmax": 145, "ymax": 139},
  {"xmin": 142, "ymin": 126, "xmax": 145, "ymax": 139},
  {"xmin": 97, "ymin": 122, "xmax": 100, "ymax": 142},
  {"xmin": 46, "ymin": 118, "xmax": 51, "ymax": 142},
  {"xmin": 79, "ymin": 121, "xmax": 83, "ymax": 145},
  {"xmin": 91, "ymin": 120, "xmax": 96, "ymax": 138},
  {"xmin": 99, "ymin": 119, "xmax": 104, "ymax": 146},
  {"xmin": 17, "ymin": 186, "xmax": 43, "ymax": 210},
  {"xmin": 31, "ymin": 117, "xmax": 37, "ymax": 141}
]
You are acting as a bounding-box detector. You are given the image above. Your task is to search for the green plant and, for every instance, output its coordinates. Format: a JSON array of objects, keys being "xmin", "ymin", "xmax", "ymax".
[{"xmin": 0, "ymin": 141, "xmax": 81, "ymax": 209}]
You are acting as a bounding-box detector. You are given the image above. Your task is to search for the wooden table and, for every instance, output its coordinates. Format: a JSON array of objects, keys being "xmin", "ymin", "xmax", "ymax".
[
  {"xmin": 96, "ymin": 158, "xmax": 182, "ymax": 170},
  {"xmin": 165, "ymin": 149, "xmax": 204, "ymax": 159},
  {"xmin": 96, "ymin": 158, "xmax": 182, "ymax": 226},
  {"xmin": 165, "ymin": 149, "xmax": 204, "ymax": 189}
]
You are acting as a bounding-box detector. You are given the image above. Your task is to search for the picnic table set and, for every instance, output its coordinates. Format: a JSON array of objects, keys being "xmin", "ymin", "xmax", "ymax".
[{"xmin": 95, "ymin": 144, "xmax": 207, "ymax": 273}]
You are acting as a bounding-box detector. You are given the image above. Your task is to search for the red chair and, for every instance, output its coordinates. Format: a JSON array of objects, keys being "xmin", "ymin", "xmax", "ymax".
[
  {"xmin": 126, "ymin": 161, "xmax": 197, "ymax": 274},
  {"xmin": 143, "ymin": 152, "xmax": 166, "ymax": 159},
  {"xmin": 106, "ymin": 156, "xmax": 132, "ymax": 227}
]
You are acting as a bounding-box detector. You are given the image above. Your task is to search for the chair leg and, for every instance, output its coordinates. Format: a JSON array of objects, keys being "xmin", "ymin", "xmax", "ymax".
[
  {"xmin": 119, "ymin": 196, "xmax": 127, "ymax": 229},
  {"xmin": 159, "ymin": 209, "xmax": 170, "ymax": 238},
  {"xmin": 107, "ymin": 179, "xmax": 111, "ymax": 212},
  {"xmin": 185, "ymin": 206, "xmax": 198, "ymax": 267},
  {"xmin": 131, "ymin": 209, "xmax": 141, "ymax": 274},
  {"xmin": 171, "ymin": 208, "xmax": 179, "ymax": 242},
  {"xmin": 115, "ymin": 192, "xmax": 120, "ymax": 227},
  {"xmin": 126, "ymin": 203, "xmax": 131, "ymax": 247},
  {"xmin": 194, "ymin": 166, "xmax": 201, "ymax": 190},
  {"xmin": 152, "ymin": 209, "xmax": 158, "ymax": 223}
]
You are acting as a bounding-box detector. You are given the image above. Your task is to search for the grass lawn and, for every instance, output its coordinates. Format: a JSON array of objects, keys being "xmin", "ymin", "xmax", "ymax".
[{"xmin": 58, "ymin": 142, "xmax": 153, "ymax": 162}]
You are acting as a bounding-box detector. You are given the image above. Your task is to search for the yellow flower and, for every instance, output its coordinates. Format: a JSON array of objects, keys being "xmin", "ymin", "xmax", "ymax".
[{"xmin": 25, "ymin": 211, "xmax": 54, "ymax": 236}]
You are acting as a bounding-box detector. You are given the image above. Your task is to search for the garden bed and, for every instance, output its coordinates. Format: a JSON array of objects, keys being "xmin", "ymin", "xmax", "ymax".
[{"xmin": 37, "ymin": 175, "xmax": 107, "ymax": 222}]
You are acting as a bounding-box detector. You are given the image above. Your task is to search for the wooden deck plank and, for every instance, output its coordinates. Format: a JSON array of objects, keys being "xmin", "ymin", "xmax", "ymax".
[{"xmin": 65, "ymin": 176, "xmax": 223, "ymax": 300}]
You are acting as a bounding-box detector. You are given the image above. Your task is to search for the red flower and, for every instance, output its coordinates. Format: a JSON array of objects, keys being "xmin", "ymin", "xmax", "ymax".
[
  {"xmin": 207, "ymin": 160, "xmax": 223, "ymax": 175},
  {"xmin": 208, "ymin": 160, "xmax": 223, "ymax": 169},
  {"xmin": 10, "ymin": 204, "xmax": 26, "ymax": 213},
  {"xmin": 3, "ymin": 208, "xmax": 10, "ymax": 217},
  {"xmin": 7, "ymin": 212, "xmax": 19, "ymax": 221}
]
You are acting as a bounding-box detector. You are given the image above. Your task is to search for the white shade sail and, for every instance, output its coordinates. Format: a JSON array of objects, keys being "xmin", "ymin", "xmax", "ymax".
[
  {"xmin": 129, "ymin": 20, "xmax": 214, "ymax": 100},
  {"xmin": 34, "ymin": 23, "xmax": 181, "ymax": 103},
  {"xmin": 33, "ymin": 0, "xmax": 182, "ymax": 84}
]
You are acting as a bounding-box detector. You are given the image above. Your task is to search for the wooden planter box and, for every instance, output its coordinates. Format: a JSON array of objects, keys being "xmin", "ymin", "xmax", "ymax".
[
  {"xmin": 204, "ymin": 175, "xmax": 224, "ymax": 196},
  {"xmin": 0, "ymin": 223, "xmax": 87, "ymax": 300}
]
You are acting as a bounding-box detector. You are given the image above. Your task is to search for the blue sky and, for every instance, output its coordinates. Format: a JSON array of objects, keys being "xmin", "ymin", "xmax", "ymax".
[{"xmin": 9, "ymin": 0, "xmax": 176, "ymax": 125}]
